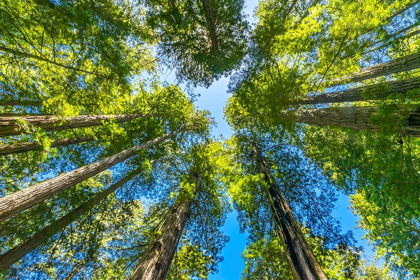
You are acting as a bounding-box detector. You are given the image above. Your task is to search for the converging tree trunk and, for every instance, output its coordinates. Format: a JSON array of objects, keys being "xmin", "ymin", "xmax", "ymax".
[
  {"xmin": 253, "ymin": 148, "xmax": 328, "ymax": 280},
  {"xmin": 0, "ymin": 130, "xmax": 183, "ymax": 222},
  {"xmin": 0, "ymin": 136, "xmax": 94, "ymax": 155},
  {"xmin": 0, "ymin": 169, "xmax": 140, "ymax": 269},
  {"xmin": 288, "ymin": 106, "xmax": 420, "ymax": 137},
  {"xmin": 128, "ymin": 176, "xmax": 200, "ymax": 280},
  {"xmin": 0, "ymin": 114, "xmax": 159, "ymax": 137},
  {"xmin": 329, "ymin": 53, "xmax": 420, "ymax": 86},
  {"xmin": 296, "ymin": 77, "xmax": 420, "ymax": 105}
]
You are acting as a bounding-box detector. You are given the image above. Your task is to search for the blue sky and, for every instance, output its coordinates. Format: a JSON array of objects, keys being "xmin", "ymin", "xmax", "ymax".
[
  {"xmin": 162, "ymin": 1, "xmax": 374, "ymax": 278},
  {"xmin": 190, "ymin": 76, "xmax": 373, "ymax": 280}
]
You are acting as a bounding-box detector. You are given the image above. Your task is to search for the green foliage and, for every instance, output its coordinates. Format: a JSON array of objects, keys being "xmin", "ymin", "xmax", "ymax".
[{"xmin": 144, "ymin": 0, "xmax": 248, "ymax": 87}]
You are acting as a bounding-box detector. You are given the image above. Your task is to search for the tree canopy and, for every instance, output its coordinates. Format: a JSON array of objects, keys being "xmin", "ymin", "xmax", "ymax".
[{"xmin": 1, "ymin": 0, "xmax": 419, "ymax": 279}]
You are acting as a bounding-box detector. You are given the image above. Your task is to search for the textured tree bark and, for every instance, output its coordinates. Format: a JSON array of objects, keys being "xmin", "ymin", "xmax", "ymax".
[
  {"xmin": 0, "ymin": 169, "xmax": 139, "ymax": 269},
  {"xmin": 0, "ymin": 114, "xmax": 160, "ymax": 137},
  {"xmin": 297, "ymin": 77, "xmax": 420, "ymax": 105},
  {"xmin": 0, "ymin": 130, "xmax": 182, "ymax": 222},
  {"xmin": 0, "ymin": 136, "xmax": 94, "ymax": 155},
  {"xmin": 329, "ymin": 53, "xmax": 420, "ymax": 86},
  {"xmin": 128, "ymin": 177, "xmax": 199, "ymax": 280},
  {"xmin": 289, "ymin": 106, "xmax": 420, "ymax": 137},
  {"xmin": 253, "ymin": 148, "xmax": 328, "ymax": 280}
]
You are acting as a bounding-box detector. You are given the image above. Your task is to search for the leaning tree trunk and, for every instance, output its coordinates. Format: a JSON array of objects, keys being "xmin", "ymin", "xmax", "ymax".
[
  {"xmin": 253, "ymin": 148, "xmax": 328, "ymax": 280},
  {"xmin": 0, "ymin": 168, "xmax": 140, "ymax": 269},
  {"xmin": 0, "ymin": 130, "xmax": 182, "ymax": 222},
  {"xmin": 329, "ymin": 53, "xmax": 420, "ymax": 86},
  {"xmin": 296, "ymin": 77, "xmax": 420, "ymax": 105},
  {"xmin": 0, "ymin": 114, "xmax": 159, "ymax": 137},
  {"xmin": 287, "ymin": 106, "xmax": 420, "ymax": 137},
  {"xmin": 0, "ymin": 136, "xmax": 95, "ymax": 155},
  {"xmin": 128, "ymin": 177, "xmax": 200, "ymax": 280}
]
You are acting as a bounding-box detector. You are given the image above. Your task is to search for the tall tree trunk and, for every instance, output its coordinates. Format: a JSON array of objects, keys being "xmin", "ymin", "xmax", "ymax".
[
  {"xmin": 0, "ymin": 169, "xmax": 140, "ymax": 269},
  {"xmin": 287, "ymin": 106, "xmax": 420, "ymax": 137},
  {"xmin": 253, "ymin": 148, "xmax": 327, "ymax": 280},
  {"xmin": 128, "ymin": 177, "xmax": 200, "ymax": 280},
  {"xmin": 0, "ymin": 136, "xmax": 94, "ymax": 155},
  {"xmin": 329, "ymin": 53, "xmax": 420, "ymax": 86},
  {"xmin": 364, "ymin": 28, "xmax": 420, "ymax": 55},
  {"xmin": 296, "ymin": 77, "xmax": 420, "ymax": 105},
  {"xmin": 0, "ymin": 114, "xmax": 158, "ymax": 137},
  {"xmin": 0, "ymin": 130, "xmax": 182, "ymax": 222}
]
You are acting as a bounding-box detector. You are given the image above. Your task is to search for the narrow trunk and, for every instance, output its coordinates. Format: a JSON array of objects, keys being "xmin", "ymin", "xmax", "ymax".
[
  {"xmin": 0, "ymin": 45, "xmax": 99, "ymax": 76},
  {"xmin": 289, "ymin": 106, "xmax": 420, "ymax": 137},
  {"xmin": 0, "ymin": 136, "xmax": 94, "ymax": 155},
  {"xmin": 128, "ymin": 177, "xmax": 199, "ymax": 280},
  {"xmin": 365, "ymin": 28, "xmax": 420, "ymax": 55},
  {"xmin": 0, "ymin": 114, "xmax": 158, "ymax": 137},
  {"xmin": 253, "ymin": 148, "xmax": 327, "ymax": 280},
  {"xmin": 0, "ymin": 169, "xmax": 139, "ymax": 269},
  {"xmin": 297, "ymin": 77, "xmax": 420, "ymax": 105},
  {"xmin": 0, "ymin": 130, "xmax": 182, "ymax": 222},
  {"xmin": 0, "ymin": 100, "xmax": 43, "ymax": 107},
  {"xmin": 329, "ymin": 53, "xmax": 420, "ymax": 86}
]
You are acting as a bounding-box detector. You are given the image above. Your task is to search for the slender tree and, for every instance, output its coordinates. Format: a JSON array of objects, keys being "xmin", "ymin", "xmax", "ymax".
[
  {"xmin": 328, "ymin": 53, "xmax": 420, "ymax": 86},
  {"xmin": 0, "ymin": 168, "xmax": 141, "ymax": 269},
  {"xmin": 0, "ymin": 130, "xmax": 182, "ymax": 222},
  {"xmin": 0, "ymin": 136, "xmax": 94, "ymax": 155},
  {"xmin": 295, "ymin": 77, "xmax": 420, "ymax": 105},
  {"xmin": 0, "ymin": 114, "xmax": 160, "ymax": 137},
  {"xmin": 285, "ymin": 106, "xmax": 420, "ymax": 137},
  {"xmin": 253, "ymin": 147, "xmax": 327, "ymax": 280}
]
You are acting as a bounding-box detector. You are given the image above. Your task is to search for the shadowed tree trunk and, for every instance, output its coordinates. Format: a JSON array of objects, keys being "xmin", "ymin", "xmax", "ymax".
[
  {"xmin": 0, "ymin": 114, "xmax": 160, "ymax": 137},
  {"xmin": 253, "ymin": 148, "xmax": 328, "ymax": 280},
  {"xmin": 128, "ymin": 176, "xmax": 200, "ymax": 280},
  {"xmin": 0, "ymin": 130, "xmax": 183, "ymax": 222},
  {"xmin": 0, "ymin": 136, "xmax": 95, "ymax": 155},
  {"xmin": 287, "ymin": 106, "xmax": 420, "ymax": 137},
  {"xmin": 329, "ymin": 53, "xmax": 420, "ymax": 86},
  {"xmin": 296, "ymin": 77, "xmax": 420, "ymax": 105},
  {"xmin": 0, "ymin": 168, "xmax": 140, "ymax": 269}
]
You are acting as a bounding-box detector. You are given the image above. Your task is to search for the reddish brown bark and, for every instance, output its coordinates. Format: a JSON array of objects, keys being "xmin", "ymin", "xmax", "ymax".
[
  {"xmin": 253, "ymin": 148, "xmax": 328, "ymax": 280},
  {"xmin": 128, "ymin": 177, "xmax": 200, "ymax": 280},
  {"xmin": 0, "ymin": 114, "xmax": 157, "ymax": 137},
  {"xmin": 329, "ymin": 53, "xmax": 420, "ymax": 86},
  {"xmin": 0, "ymin": 136, "xmax": 94, "ymax": 155},
  {"xmin": 287, "ymin": 106, "xmax": 420, "ymax": 137},
  {"xmin": 0, "ymin": 130, "xmax": 182, "ymax": 222},
  {"xmin": 0, "ymin": 169, "xmax": 139, "ymax": 269},
  {"xmin": 297, "ymin": 77, "xmax": 420, "ymax": 105}
]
